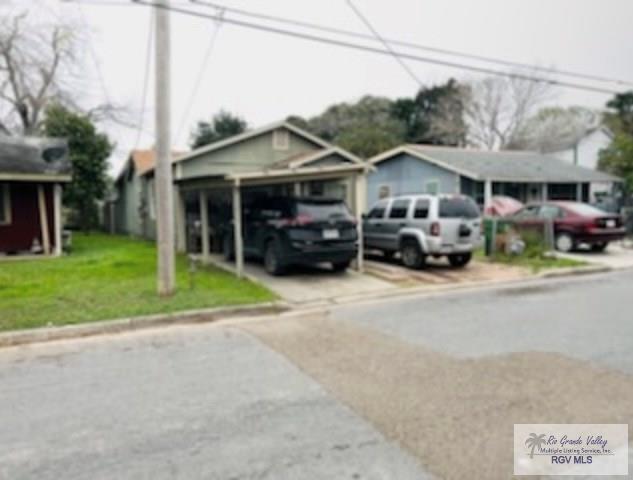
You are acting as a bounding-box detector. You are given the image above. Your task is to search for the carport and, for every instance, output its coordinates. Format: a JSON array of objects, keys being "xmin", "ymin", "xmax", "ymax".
[{"xmin": 177, "ymin": 161, "xmax": 369, "ymax": 278}]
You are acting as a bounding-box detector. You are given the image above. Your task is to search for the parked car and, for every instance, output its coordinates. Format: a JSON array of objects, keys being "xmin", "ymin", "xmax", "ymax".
[
  {"xmin": 509, "ymin": 201, "xmax": 626, "ymax": 252},
  {"xmin": 363, "ymin": 194, "xmax": 482, "ymax": 269},
  {"xmin": 223, "ymin": 196, "xmax": 358, "ymax": 275}
]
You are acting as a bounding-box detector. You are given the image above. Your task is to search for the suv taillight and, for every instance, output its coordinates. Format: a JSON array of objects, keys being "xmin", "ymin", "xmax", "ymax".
[
  {"xmin": 430, "ymin": 222, "xmax": 441, "ymax": 236},
  {"xmin": 280, "ymin": 214, "xmax": 313, "ymax": 227}
]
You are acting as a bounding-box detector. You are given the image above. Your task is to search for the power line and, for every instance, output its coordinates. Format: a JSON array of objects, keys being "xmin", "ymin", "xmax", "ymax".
[
  {"xmin": 76, "ymin": 2, "xmax": 113, "ymax": 104},
  {"xmin": 345, "ymin": 0, "xmax": 422, "ymax": 88},
  {"xmin": 190, "ymin": 0, "xmax": 633, "ymax": 89},
  {"xmin": 130, "ymin": 0, "xmax": 622, "ymax": 95},
  {"xmin": 175, "ymin": 7, "xmax": 224, "ymax": 145},
  {"xmin": 134, "ymin": 8, "xmax": 154, "ymax": 149}
]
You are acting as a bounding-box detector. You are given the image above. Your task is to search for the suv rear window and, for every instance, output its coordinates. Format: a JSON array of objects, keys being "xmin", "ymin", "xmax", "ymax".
[
  {"xmin": 296, "ymin": 201, "xmax": 352, "ymax": 221},
  {"xmin": 389, "ymin": 199, "xmax": 410, "ymax": 219},
  {"xmin": 438, "ymin": 197, "xmax": 479, "ymax": 219}
]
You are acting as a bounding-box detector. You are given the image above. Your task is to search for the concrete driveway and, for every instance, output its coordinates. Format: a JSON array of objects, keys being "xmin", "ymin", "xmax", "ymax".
[{"xmin": 558, "ymin": 241, "xmax": 633, "ymax": 270}]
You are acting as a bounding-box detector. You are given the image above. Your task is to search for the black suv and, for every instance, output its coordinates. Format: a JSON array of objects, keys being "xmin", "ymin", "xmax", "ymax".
[{"xmin": 223, "ymin": 196, "xmax": 358, "ymax": 275}]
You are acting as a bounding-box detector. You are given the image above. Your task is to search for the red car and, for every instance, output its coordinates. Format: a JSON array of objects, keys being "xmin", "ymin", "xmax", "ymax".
[{"xmin": 511, "ymin": 201, "xmax": 626, "ymax": 252}]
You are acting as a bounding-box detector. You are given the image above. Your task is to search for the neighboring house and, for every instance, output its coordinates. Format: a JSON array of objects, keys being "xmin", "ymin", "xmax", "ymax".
[
  {"xmin": 367, "ymin": 145, "xmax": 621, "ymax": 209},
  {"xmin": 0, "ymin": 136, "xmax": 71, "ymax": 256},
  {"xmin": 548, "ymin": 127, "xmax": 614, "ymax": 201},
  {"xmin": 110, "ymin": 121, "xmax": 368, "ymax": 276}
]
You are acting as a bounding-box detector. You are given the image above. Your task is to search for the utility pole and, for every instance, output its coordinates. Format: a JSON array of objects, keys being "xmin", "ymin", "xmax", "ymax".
[{"xmin": 154, "ymin": 0, "xmax": 176, "ymax": 296}]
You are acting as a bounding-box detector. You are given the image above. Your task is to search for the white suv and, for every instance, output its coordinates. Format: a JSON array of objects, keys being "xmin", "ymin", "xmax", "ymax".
[{"xmin": 363, "ymin": 194, "xmax": 482, "ymax": 269}]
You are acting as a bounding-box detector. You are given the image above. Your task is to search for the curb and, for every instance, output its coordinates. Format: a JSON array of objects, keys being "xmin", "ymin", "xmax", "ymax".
[
  {"xmin": 537, "ymin": 264, "xmax": 612, "ymax": 279},
  {"xmin": 0, "ymin": 302, "xmax": 289, "ymax": 349}
]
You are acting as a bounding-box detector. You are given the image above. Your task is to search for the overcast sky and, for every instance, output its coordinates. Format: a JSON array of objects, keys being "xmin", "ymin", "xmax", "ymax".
[{"xmin": 21, "ymin": 0, "xmax": 633, "ymax": 174}]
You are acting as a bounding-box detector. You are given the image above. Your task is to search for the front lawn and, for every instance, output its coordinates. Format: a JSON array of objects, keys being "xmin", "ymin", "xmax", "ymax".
[{"xmin": 0, "ymin": 233, "xmax": 275, "ymax": 332}]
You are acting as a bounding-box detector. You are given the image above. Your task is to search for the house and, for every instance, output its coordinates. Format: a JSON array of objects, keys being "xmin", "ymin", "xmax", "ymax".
[
  {"xmin": 0, "ymin": 136, "xmax": 71, "ymax": 256},
  {"xmin": 111, "ymin": 120, "xmax": 369, "ymax": 276},
  {"xmin": 367, "ymin": 145, "xmax": 621, "ymax": 209},
  {"xmin": 548, "ymin": 126, "xmax": 614, "ymax": 201}
]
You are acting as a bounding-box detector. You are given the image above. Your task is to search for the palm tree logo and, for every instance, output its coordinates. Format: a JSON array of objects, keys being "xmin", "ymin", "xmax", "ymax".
[{"xmin": 525, "ymin": 433, "xmax": 547, "ymax": 459}]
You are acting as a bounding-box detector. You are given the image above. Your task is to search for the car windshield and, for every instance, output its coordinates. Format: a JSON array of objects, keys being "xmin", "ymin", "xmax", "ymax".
[
  {"xmin": 565, "ymin": 203, "xmax": 608, "ymax": 217},
  {"xmin": 297, "ymin": 201, "xmax": 352, "ymax": 220},
  {"xmin": 438, "ymin": 197, "xmax": 480, "ymax": 219}
]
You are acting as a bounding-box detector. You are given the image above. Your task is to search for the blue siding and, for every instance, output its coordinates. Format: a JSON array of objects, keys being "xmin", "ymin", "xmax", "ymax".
[{"xmin": 367, "ymin": 153, "xmax": 459, "ymax": 207}]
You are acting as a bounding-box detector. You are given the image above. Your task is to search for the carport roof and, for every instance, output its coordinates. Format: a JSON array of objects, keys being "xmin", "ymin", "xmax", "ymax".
[
  {"xmin": 371, "ymin": 145, "xmax": 621, "ymax": 183},
  {"xmin": 0, "ymin": 136, "xmax": 71, "ymax": 181}
]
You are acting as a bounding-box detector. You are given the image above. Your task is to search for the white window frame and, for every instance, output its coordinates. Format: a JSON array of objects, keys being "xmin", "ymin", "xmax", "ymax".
[
  {"xmin": 273, "ymin": 129, "xmax": 289, "ymax": 151},
  {"xmin": 0, "ymin": 183, "xmax": 11, "ymax": 226},
  {"xmin": 425, "ymin": 179, "xmax": 440, "ymax": 195},
  {"xmin": 378, "ymin": 184, "xmax": 391, "ymax": 199}
]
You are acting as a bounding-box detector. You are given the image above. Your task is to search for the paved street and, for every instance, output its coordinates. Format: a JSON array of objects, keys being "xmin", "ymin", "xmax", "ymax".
[{"xmin": 1, "ymin": 269, "xmax": 633, "ymax": 479}]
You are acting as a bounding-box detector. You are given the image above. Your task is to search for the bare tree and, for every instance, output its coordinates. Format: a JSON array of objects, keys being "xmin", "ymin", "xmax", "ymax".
[
  {"xmin": 506, "ymin": 106, "xmax": 601, "ymax": 152},
  {"xmin": 460, "ymin": 74, "xmax": 554, "ymax": 150}
]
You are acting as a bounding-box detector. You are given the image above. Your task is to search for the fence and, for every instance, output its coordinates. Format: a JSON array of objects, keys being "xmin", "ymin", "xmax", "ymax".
[{"xmin": 484, "ymin": 217, "xmax": 556, "ymax": 258}]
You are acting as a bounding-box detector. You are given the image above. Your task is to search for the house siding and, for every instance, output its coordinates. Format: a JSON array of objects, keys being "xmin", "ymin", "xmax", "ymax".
[{"xmin": 367, "ymin": 153, "xmax": 459, "ymax": 208}]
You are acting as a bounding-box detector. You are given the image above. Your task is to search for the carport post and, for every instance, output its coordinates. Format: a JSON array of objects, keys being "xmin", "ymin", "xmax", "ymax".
[
  {"xmin": 483, "ymin": 179, "xmax": 493, "ymax": 212},
  {"xmin": 354, "ymin": 173, "xmax": 366, "ymax": 272},
  {"xmin": 541, "ymin": 183, "xmax": 548, "ymax": 201},
  {"xmin": 576, "ymin": 183, "xmax": 583, "ymax": 202},
  {"xmin": 175, "ymin": 184, "xmax": 186, "ymax": 253},
  {"xmin": 199, "ymin": 191, "xmax": 209, "ymax": 261},
  {"xmin": 232, "ymin": 180, "xmax": 244, "ymax": 278}
]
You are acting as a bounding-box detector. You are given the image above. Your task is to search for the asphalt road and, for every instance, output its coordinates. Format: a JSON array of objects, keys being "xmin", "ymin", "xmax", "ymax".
[{"xmin": 1, "ymin": 269, "xmax": 632, "ymax": 479}]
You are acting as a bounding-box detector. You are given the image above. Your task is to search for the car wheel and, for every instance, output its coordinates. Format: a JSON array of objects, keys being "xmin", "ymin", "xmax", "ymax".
[
  {"xmin": 332, "ymin": 260, "xmax": 352, "ymax": 272},
  {"xmin": 448, "ymin": 252, "xmax": 472, "ymax": 268},
  {"xmin": 590, "ymin": 242, "xmax": 608, "ymax": 252},
  {"xmin": 555, "ymin": 233, "xmax": 575, "ymax": 253},
  {"xmin": 222, "ymin": 233, "xmax": 234, "ymax": 261},
  {"xmin": 263, "ymin": 239, "xmax": 285, "ymax": 276},
  {"xmin": 400, "ymin": 240, "xmax": 425, "ymax": 269}
]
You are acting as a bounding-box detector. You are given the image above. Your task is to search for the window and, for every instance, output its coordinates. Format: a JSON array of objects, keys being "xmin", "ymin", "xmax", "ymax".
[
  {"xmin": 273, "ymin": 129, "xmax": 289, "ymax": 150},
  {"xmin": 309, "ymin": 181, "xmax": 324, "ymax": 196},
  {"xmin": 413, "ymin": 198, "xmax": 430, "ymax": 219},
  {"xmin": 538, "ymin": 205, "xmax": 563, "ymax": 219},
  {"xmin": 515, "ymin": 205, "xmax": 540, "ymax": 218},
  {"xmin": 389, "ymin": 199, "xmax": 410, "ymax": 219},
  {"xmin": 368, "ymin": 200, "xmax": 388, "ymax": 219},
  {"xmin": 378, "ymin": 184, "xmax": 391, "ymax": 199},
  {"xmin": 0, "ymin": 183, "xmax": 10, "ymax": 225},
  {"xmin": 425, "ymin": 180, "xmax": 440, "ymax": 195},
  {"xmin": 438, "ymin": 197, "xmax": 479, "ymax": 219}
]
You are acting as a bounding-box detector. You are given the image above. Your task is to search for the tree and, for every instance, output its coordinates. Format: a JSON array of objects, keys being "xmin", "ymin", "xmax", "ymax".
[
  {"xmin": 190, "ymin": 110, "xmax": 247, "ymax": 149},
  {"xmin": 391, "ymin": 79, "xmax": 466, "ymax": 145},
  {"xmin": 507, "ymin": 106, "xmax": 600, "ymax": 152},
  {"xmin": 0, "ymin": 12, "xmax": 78, "ymax": 135},
  {"xmin": 604, "ymin": 90, "xmax": 633, "ymax": 135},
  {"xmin": 598, "ymin": 133, "xmax": 633, "ymax": 192},
  {"xmin": 42, "ymin": 105, "xmax": 113, "ymax": 231},
  {"xmin": 460, "ymin": 74, "xmax": 553, "ymax": 150},
  {"xmin": 304, "ymin": 95, "xmax": 405, "ymax": 157}
]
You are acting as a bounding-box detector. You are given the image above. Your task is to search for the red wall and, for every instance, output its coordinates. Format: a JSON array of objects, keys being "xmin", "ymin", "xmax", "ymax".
[{"xmin": 0, "ymin": 182, "xmax": 57, "ymax": 254}]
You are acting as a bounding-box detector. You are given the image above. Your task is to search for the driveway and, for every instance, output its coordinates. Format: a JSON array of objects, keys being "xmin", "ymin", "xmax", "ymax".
[{"xmin": 558, "ymin": 241, "xmax": 633, "ymax": 270}]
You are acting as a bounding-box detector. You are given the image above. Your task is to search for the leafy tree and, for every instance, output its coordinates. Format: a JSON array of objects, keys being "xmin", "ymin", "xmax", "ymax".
[
  {"xmin": 604, "ymin": 91, "xmax": 633, "ymax": 135},
  {"xmin": 598, "ymin": 133, "xmax": 633, "ymax": 192},
  {"xmin": 337, "ymin": 122, "xmax": 403, "ymax": 159},
  {"xmin": 42, "ymin": 104, "xmax": 113, "ymax": 230},
  {"xmin": 190, "ymin": 110, "xmax": 247, "ymax": 149},
  {"xmin": 391, "ymin": 79, "xmax": 466, "ymax": 145}
]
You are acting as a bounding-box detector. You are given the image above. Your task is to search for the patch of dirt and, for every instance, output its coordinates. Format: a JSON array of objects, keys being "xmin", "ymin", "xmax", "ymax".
[{"xmin": 240, "ymin": 315, "xmax": 633, "ymax": 480}]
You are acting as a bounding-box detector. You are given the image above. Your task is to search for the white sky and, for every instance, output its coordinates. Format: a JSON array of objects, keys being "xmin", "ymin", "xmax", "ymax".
[{"xmin": 20, "ymin": 0, "xmax": 633, "ymax": 174}]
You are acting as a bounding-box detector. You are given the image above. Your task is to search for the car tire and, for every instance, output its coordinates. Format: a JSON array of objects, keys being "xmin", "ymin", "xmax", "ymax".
[
  {"xmin": 263, "ymin": 239, "xmax": 285, "ymax": 276},
  {"xmin": 590, "ymin": 242, "xmax": 608, "ymax": 252},
  {"xmin": 332, "ymin": 260, "xmax": 352, "ymax": 272},
  {"xmin": 222, "ymin": 233, "xmax": 234, "ymax": 261},
  {"xmin": 448, "ymin": 252, "xmax": 472, "ymax": 268},
  {"xmin": 555, "ymin": 233, "xmax": 575, "ymax": 253},
  {"xmin": 400, "ymin": 239, "xmax": 425, "ymax": 270}
]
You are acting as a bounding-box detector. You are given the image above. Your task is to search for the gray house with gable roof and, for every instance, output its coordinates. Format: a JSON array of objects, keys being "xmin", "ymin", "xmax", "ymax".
[{"xmin": 366, "ymin": 145, "xmax": 621, "ymax": 209}]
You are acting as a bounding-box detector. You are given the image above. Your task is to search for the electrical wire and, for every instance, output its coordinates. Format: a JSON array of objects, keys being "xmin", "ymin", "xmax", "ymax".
[
  {"xmin": 174, "ymin": 7, "xmax": 224, "ymax": 145},
  {"xmin": 129, "ymin": 0, "xmax": 622, "ymax": 95},
  {"xmin": 345, "ymin": 0, "xmax": 423, "ymax": 88}
]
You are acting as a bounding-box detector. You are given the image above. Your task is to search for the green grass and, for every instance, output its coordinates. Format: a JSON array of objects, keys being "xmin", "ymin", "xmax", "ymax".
[
  {"xmin": 474, "ymin": 248, "xmax": 586, "ymax": 273},
  {"xmin": 0, "ymin": 233, "xmax": 275, "ymax": 332}
]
